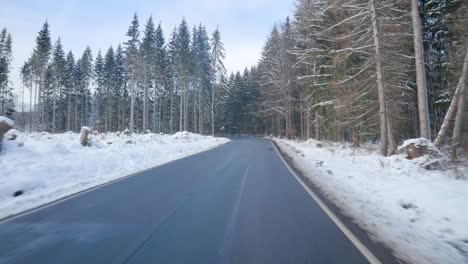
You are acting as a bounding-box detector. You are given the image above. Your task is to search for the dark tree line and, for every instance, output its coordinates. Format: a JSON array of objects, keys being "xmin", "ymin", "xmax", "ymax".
[
  {"xmin": 17, "ymin": 15, "xmax": 227, "ymax": 135},
  {"xmin": 4, "ymin": 1, "xmax": 467, "ymax": 158},
  {"xmin": 241, "ymin": 0, "xmax": 467, "ymax": 158}
]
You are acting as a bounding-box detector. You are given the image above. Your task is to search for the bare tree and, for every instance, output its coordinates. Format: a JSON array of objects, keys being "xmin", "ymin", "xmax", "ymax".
[{"xmin": 411, "ymin": 0, "xmax": 431, "ymax": 139}]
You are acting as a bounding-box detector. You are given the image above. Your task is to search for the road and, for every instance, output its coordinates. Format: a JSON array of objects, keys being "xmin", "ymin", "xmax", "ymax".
[{"xmin": 0, "ymin": 138, "xmax": 372, "ymax": 264}]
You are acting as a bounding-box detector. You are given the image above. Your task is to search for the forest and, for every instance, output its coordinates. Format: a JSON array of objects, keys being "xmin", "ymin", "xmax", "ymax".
[{"xmin": 0, "ymin": 0, "xmax": 467, "ymax": 159}]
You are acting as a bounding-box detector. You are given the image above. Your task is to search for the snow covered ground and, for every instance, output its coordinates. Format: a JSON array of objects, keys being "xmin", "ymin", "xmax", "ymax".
[
  {"xmin": 274, "ymin": 138, "xmax": 468, "ymax": 264},
  {"xmin": 0, "ymin": 131, "xmax": 229, "ymax": 220}
]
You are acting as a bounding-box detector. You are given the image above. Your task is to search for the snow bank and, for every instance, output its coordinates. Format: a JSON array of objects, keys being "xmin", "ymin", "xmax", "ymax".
[
  {"xmin": 0, "ymin": 132, "xmax": 229, "ymax": 220},
  {"xmin": 0, "ymin": 116, "xmax": 14, "ymax": 127},
  {"xmin": 274, "ymin": 138, "xmax": 468, "ymax": 264},
  {"xmin": 399, "ymin": 137, "xmax": 433, "ymax": 149}
]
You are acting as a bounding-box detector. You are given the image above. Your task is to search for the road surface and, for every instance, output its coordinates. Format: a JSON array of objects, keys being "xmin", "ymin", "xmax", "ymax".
[{"xmin": 0, "ymin": 138, "xmax": 373, "ymax": 264}]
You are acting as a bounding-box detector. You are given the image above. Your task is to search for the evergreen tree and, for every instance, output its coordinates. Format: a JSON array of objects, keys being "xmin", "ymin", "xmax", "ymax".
[
  {"xmin": 103, "ymin": 47, "xmax": 115, "ymax": 131},
  {"xmin": 32, "ymin": 21, "xmax": 52, "ymax": 130},
  {"xmin": 176, "ymin": 18, "xmax": 191, "ymax": 131},
  {"xmin": 49, "ymin": 38, "xmax": 66, "ymax": 132},
  {"xmin": 154, "ymin": 23, "xmax": 168, "ymax": 133},
  {"xmin": 210, "ymin": 27, "xmax": 226, "ymax": 135},
  {"xmin": 64, "ymin": 51, "xmax": 75, "ymax": 131},
  {"xmin": 0, "ymin": 28, "xmax": 14, "ymax": 117},
  {"xmin": 75, "ymin": 47, "xmax": 93, "ymax": 130},
  {"xmin": 124, "ymin": 13, "xmax": 140, "ymax": 132},
  {"xmin": 114, "ymin": 45, "xmax": 127, "ymax": 131},
  {"xmin": 141, "ymin": 16, "xmax": 156, "ymax": 132},
  {"xmin": 93, "ymin": 50, "xmax": 105, "ymax": 130}
]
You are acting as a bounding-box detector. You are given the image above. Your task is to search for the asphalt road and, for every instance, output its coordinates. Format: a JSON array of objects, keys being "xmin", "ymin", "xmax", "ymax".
[{"xmin": 0, "ymin": 138, "xmax": 371, "ymax": 264}]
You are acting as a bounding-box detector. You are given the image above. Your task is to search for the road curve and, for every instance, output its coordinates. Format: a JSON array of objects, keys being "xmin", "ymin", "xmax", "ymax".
[{"xmin": 0, "ymin": 138, "xmax": 371, "ymax": 264}]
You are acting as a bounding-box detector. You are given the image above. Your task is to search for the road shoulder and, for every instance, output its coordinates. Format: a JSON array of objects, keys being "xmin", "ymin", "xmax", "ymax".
[{"xmin": 271, "ymin": 139, "xmax": 404, "ymax": 264}]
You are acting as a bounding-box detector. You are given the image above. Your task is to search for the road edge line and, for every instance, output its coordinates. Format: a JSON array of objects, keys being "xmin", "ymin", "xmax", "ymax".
[{"xmin": 270, "ymin": 140, "xmax": 382, "ymax": 264}]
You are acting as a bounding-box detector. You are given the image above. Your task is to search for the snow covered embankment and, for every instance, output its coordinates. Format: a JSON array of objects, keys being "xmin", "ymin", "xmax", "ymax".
[
  {"xmin": 274, "ymin": 138, "xmax": 468, "ymax": 264},
  {"xmin": 0, "ymin": 131, "xmax": 229, "ymax": 220}
]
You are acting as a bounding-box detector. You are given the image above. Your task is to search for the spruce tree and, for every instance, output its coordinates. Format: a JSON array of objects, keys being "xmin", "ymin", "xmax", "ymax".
[
  {"xmin": 32, "ymin": 21, "xmax": 52, "ymax": 130},
  {"xmin": 0, "ymin": 28, "xmax": 14, "ymax": 117},
  {"xmin": 154, "ymin": 23, "xmax": 168, "ymax": 133},
  {"xmin": 94, "ymin": 50, "xmax": 105, "ymax": 130},
  {"xmin": 124, "ymin": 13, "xmax": 140, "ymax": 132},
  {"xmin": 64, "ymin": 51, "xmax": 75, "ymax": 131},
  {"xmin": 141, "ymin": 16, "xmax": 156, "ymax": 132},
  {"xmin": 210, "ymin": 27, "xmax": 226, "ymax": 135},
  {"xmin": 103, "ymin": 46, "xmax": 115, "ymax": 131},
  {"xmin": 49, "ymin": 38, "xmax": 67, "ymax": 132}
]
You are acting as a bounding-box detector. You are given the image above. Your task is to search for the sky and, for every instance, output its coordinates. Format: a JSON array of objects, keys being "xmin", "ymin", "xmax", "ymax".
[{"xmin": 0, "ymin": 0, "xmax": 295, "ymax": 92}]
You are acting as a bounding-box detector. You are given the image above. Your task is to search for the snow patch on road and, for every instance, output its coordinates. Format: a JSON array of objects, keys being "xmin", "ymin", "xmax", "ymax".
[
  {"xmin": 274, "ymin": 138, "xmax": 468, "ymax": 264},
  {"xmin": 0, "ymin": 132, "xmax": 229, "ymax": 220}
]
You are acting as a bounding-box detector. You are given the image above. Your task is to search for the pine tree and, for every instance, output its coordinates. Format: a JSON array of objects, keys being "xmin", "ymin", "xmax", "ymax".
[
  {"xmin": 114, "ymin": 45, "xmax": 127, "ymax": 131},
  {"xmin": 20, "ymin": 60, "xmax": 33, "ymax": 130},
  {"xmin": 167, "ymin": 28, "xmax": 179, "ymax": 133},
  {"xmin": 0, "ymin": 28, "xmax": 14, "ymax": 117},
  {"xmin": 176, "ymin": 19, "xmax": 191, "ymax": 131},
  {"xmin": 141, "ymin": 16, "xmax": 156, "ymax": 132},
  {"xmin": 124, "ymin": 13, "xmax": 140, "ymax": 132},
  {"xmin": 195, "ymin": 25, "xmax": 212, "ymax": 134},
  {"xmin": 154, "ymin": 24, "xmax": 168, "ymax": 133},
  {"xmin": 93, "ymin": 51, "xmax": 105, "ymax": 131},
  {"xmin": 210, "ymin": 27, "xmax": 226, "ymax": 135},
  {"xmin": 49, "ymin": 38, "xmax": 66, "ymax": 132},
  {"xmin": 32, "ymin": 21, "xmax": 52, "ymax": 131},
  {"xmin": 103, "ymin": 47, "xmax": 115, "ymax": 132},
  {"xmin": 75, "ymin": 47, "xmax": 93, "ymax": 130},
  {"xmin": 64, "ymin": 51, "xmax": 75, "ymax": 132}
]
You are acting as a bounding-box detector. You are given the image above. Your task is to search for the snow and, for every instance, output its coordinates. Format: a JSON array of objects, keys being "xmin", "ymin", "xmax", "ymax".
[
  {"xmin": 274, "ymin": 138, "xmax": 468, "ymax": 264},
  {"xmin": 399, "ymin": 137, "xmax": 432, "ymax": 149},
  {"xmin": 0, "ymin": 132, "xmax": 229, "ymax": 220},
  {"xmin": 0, "ymin": 116, "xmax": 14, "ymax": 127}
]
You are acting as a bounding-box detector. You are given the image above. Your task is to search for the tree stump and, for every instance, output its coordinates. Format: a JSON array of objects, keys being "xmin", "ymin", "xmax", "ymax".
[
  {"xmin": 95, "ymin": 120, "xmax": 104, "ymax": 133},
  {"xmin": 80, "ymin": 127, "xmax": 91, "ymax": 146},
  {"xmin": 0, "ymin": 117, "xmax": 14, "ymax": 152}
]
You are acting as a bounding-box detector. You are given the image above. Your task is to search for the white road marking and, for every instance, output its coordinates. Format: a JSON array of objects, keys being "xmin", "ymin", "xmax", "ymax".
[{"xmin": 270, "ymin": 140, "xmax": 382, "ymax": 264}]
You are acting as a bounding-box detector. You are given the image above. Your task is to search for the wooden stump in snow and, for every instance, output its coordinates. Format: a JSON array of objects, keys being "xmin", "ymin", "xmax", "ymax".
[
  {"xmin": 399, "ymin": 138, "xmax": 437, "ymax": 160},
  {"xmin": 399, "ymin": 138, "xmax": 447, "ymax": 169},
  {"xmin": 0, "ymin": 116, "xmax": 14, "ymax": 152},
  {"xmin": 95, "ymin": 120, "xmax": 104, "ymax": 133},
  {"xmin": 404, "ymin": 143, "xmax": 433, "ymax": 159},
  {"xmin": 80, "ymin": 126, "xmax": 91, "ymax": 146}
]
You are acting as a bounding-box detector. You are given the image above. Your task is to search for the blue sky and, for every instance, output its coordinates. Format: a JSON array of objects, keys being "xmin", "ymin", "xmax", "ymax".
[{"xmin": 0, "ymin": 0, "xmax": 295, "ymax": 90}]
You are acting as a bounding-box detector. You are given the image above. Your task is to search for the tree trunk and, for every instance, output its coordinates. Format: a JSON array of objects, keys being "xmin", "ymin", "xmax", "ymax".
[
  {"xmin": 451, "ymin": 85, "xmax": 465, "ymax": 160},
  {"xmin": 67, "ymin": 89, "xmax": 71, "ymax": 131},
  {"xmin": 411, "ymin": 0, "xmax": 431, "ymax": 139},
  {"xmin": 450, "ymin": 45, "xmax": 468, "ymax": 160},
  {"xmin": 170, "ymin": 83, "xmax": 173, "ymax": 134},
  {"xmin": 143, "ymin": 70, "xmax": 148, "ymax": 132},
  {"xmin": 387, "ymin": 108, "xmax": 396, "ymax": 155},
  {"xmin": 315, "ymin": 111, "xmax": 320, "ymax": 141},
  {"xmin": 153, "ymin": 89, "xmax": 157, "ymax": 132},
  {"xmin": 211, "ymin": 83, "xmax": 215, "ymax": 135},
  {"xmin": 179, "ymin": 88, "xmax": 183, "ymax": 132},
  {"xmin": 74, "ymin": 88, "xmax": 79, "ymax": 132},
  {"xmin": 52, "ymin": 84, "xmax": 57, "ymax": 133},
  {"xmin": 434, "ymin": 43, "xmax": 468, "ymax": 147},
  {"xmin": 129, "ymin": 80, "xmax": 135, "ymax": 133},
  {"xmin": 371, "ymin": 0, "xmax": 389, "ymax": 156}
]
